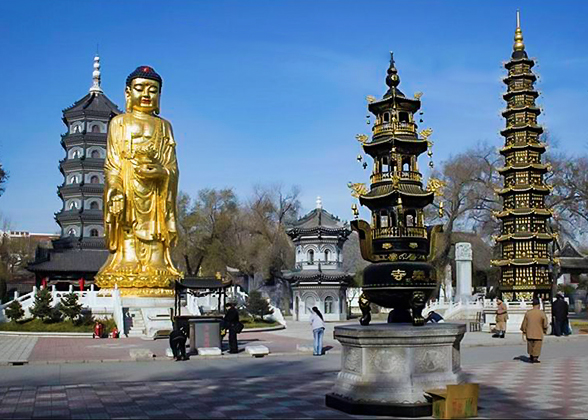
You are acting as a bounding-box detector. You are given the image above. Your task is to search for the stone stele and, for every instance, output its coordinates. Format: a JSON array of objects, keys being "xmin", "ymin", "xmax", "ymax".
[{"xmin": 326, "ymin": 323, "xmax": 466, "ymax": 417}]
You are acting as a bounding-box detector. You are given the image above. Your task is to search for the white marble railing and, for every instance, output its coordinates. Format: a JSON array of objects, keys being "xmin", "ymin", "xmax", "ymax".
[
  {"xmin": 1, "ymin": 285, "xmax": 116, "ymax": 322},
  {"xmin": 111, "ymin": 287, "xmax": 124, "ymax": 333}
]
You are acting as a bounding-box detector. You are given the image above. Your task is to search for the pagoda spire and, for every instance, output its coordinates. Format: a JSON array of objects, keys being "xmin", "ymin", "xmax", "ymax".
[
  {"xmin": 384, "ymin": 52, "xmax": 403, "ymax": 98},
  {"xmin": 89, "ymin": 54, "xmax": 103, "ymax": 94},
  {"xmin": 316, "ymin": 196, "xmax": 323, "ymax": 209},
  {"xmin": 513, "ymin": 10, "xmax": 525, "ymax": 52}
]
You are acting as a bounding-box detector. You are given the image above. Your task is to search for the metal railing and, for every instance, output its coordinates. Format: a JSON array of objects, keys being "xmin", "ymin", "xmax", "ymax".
[
  {"xmin": 371, "ymin": 171, "xmax": 421, "ymax": 183},
  {"xmin": 372, "ymin": 121, "xmax": 416, "ymax": 136},
  {"xmin": 372, "ymin": 226, "xmax": 427, "ymax": 239}
]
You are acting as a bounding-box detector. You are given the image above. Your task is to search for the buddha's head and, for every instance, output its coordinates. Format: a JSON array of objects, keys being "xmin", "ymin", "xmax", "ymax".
[{"xmin": 125, "ymin": 66, "xmax": 162, "ymax": 115}]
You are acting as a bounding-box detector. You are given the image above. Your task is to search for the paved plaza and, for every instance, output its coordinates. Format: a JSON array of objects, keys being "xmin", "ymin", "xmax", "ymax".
[{"xmin": 0, "ymin": 322, "xmax": 587, "ymax": 418}]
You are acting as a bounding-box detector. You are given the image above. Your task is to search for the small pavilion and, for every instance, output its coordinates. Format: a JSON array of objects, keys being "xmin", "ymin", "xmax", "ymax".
[{"xmin": 283, "ymin": 197, "xmax": 353, "ymax": 321}]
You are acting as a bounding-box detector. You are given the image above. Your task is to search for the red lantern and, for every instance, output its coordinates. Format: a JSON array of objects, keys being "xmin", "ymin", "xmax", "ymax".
[
  {"xmin": 78, "ymin": 277, "xmax": 85, "ymax": 291},
  {"xmin": 41, "ymin": 277, "xmax": 48, "ymax": 289}
]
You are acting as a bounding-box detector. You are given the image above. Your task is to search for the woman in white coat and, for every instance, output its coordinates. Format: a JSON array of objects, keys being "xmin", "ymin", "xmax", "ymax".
[{"xmin": 309, "ymin": 306, "xmax": 326, "ymax": 356}]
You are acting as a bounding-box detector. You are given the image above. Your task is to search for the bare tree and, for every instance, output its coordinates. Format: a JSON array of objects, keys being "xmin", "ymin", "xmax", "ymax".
[
  {"xmin": 546, "ymin": 153, "xmax": 588, "ymax": 241},
  {"xmin": 237, "ymin": 184, "xmax": 301, "ymax": 282},
  {"xmin": 426, "ymin": 143, "xmax": 502, "ymax": 267}
]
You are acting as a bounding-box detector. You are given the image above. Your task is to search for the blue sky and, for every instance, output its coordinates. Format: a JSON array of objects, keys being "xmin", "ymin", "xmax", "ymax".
[{"xmin": 1, "ymin": 1, "xmax": 587, "ymax": 232}]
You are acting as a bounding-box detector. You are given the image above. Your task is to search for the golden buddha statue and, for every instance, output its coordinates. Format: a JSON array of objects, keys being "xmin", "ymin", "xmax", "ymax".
[{"xmin": 95, "ymin": 66, "xmax": 183, "ymax": 296}]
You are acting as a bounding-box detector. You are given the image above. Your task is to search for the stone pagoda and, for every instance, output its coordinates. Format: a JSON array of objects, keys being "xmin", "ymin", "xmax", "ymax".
[
  {"xmin": 28, "ymin": 55, "xmax": 120, "ymax": 289},
  {"xmin": 349, "ymin": 53, "xmax": 438, "ymax": 326},
  {"xmin": 283, "ymin": 197, "xmax": 352, "ymax": 321},
  {"xmin": 494, "ymin": 11, "xmax": 555, "ymax": 302},
  {"xmin": 56, "ymin": 55, "xmax": 120, "ymax": 245}
]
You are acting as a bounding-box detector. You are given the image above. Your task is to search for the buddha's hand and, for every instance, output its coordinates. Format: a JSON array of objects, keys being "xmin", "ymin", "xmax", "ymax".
[
  {"xmin": 109, "ymin": 193, "xmax": 125, "ymax": 215},
  {"xmin": 136, "ymin": 162, "xmax": 166, "ymax": 179}
]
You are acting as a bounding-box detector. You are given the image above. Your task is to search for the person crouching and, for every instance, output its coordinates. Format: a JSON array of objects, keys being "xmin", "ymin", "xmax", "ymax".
[{"xmin": 170, "ymin": 325, "xmax": 189, "ymax": 361}]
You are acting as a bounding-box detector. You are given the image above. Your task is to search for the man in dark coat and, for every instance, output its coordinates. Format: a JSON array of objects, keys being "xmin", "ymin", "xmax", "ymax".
[
  {"xmin": 223, "ymin": 302, "xmax": 240, "ymax": 354},
  {"xmin": 552, "ymin": 293, "xmax": 569, "ymax": 337},
  {"xmin": 169, "ymin": 325, "xmax": 188, "ymax": 361}
]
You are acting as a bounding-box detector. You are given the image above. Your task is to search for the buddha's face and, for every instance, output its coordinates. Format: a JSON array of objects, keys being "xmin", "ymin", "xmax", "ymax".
[{"xmin": 126, "ymin": 78, "xmax": 160, "ymax": 114}]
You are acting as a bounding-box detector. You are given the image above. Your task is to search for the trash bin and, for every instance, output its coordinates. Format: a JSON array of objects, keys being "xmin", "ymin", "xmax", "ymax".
[{"xmin": 188, "ymin": 317, "xmax": 222, "ymax": 354}]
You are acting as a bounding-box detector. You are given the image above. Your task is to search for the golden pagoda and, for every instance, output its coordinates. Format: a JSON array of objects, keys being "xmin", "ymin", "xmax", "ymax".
[{"xmin": 494, "ymin": 11, "xmax": 555, "ymax": 302}]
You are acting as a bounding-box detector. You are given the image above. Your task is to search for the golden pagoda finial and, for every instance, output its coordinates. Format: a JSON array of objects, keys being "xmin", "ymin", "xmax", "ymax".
[{"xmin": 513, "ymin": 9, "xmax": 525, "ymax": 52}]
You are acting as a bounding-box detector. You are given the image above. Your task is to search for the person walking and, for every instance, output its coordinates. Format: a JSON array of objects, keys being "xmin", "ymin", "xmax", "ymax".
[
  {"xmin": 310, "ymin": 306, "xmax": 326, "ymax": 356},
  {"xmin": 223, "ymin": 302, "xmax": 240, "ymax": 354},
  {"xmin": 493, "ymin": 297, "xmax": 508, "ymax": 338},
  {"xmin": 520, "ymin": 298, "xmax": 549, "ymax": 364},
  {"xmin": 552, "ymin": 293, "xmax": 569, "ymax": 337}
]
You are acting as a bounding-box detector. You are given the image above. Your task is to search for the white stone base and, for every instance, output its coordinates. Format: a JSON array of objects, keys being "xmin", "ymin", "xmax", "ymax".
[
  {"xmin": 122, "ymin": 297, "xmax": 174, "ymax": 339},
  {"xmin": 246, "ymin": 345, "xmax": 270, "ymax": 357},
  {"xmin": 197, "ymin": 347, "xmax": 222, "ymax": 356},
  {"xmin": 327, "ymin": 323, "xmax": 466, "ymax": 414},
  {"xmin": 129, "ymin": 348, "xmax": 154, "ymax": 360}
]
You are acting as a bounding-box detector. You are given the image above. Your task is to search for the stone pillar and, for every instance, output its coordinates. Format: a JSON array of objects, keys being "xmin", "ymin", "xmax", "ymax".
[
  {"xmin": 455, "ymin": 242, "xmax": 473, "ymax": 302},
  {"xmin": 444, "ymin": 264, "xmax": 453, "ymax": 303}
]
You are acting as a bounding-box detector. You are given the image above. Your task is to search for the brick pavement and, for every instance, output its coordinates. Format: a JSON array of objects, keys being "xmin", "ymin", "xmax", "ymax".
[
  {"xmin": 0, "ymin": 357, "xmax": 587, "ymax": 419},
  {"xmin": 24, "ymin": 332, "xmax": 328, "ymax": 364},
  {"xmin": 0, "ymin": 337, "xmax": 37, "ymax": 364}
]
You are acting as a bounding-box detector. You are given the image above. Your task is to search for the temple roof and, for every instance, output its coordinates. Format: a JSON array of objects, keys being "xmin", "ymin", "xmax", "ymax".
[
  {"xmin": 176, "ymin": 277, "xmax": 232, "ymax": 290},
  {"xmin": 63, "ymin": 92, "xmax": 121, "ymax": 116},
  {"xmin": 289, "ymin": 207, "xmax": 347, "ymax": 230},
  {"xmin": 283, "ymin": 267, "xmax": 352, "ymax": 283},
  {"xmin": 557, "ymin": 242, "xmax": 586, "ymax": 259},
  {"xmin": 28, "ymin": 248, "xmax": 108, "ymax": 273}
]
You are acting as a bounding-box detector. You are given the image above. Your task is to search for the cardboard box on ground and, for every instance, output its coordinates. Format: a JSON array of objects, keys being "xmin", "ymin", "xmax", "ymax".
[{"xmin": 426, "ymin": 383, "xmax": 479, "ymax": 419}]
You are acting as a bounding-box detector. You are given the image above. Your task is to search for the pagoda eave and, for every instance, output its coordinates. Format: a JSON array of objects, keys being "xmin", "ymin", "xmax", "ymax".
[
  {"xmin": 499, "ymin": 143, "xmax": 546, "ymax": 154},
  {"xmin": 359, "ymin": 189, "xmax": 433, "ymax": 209},
  {"xmin": 492, "ymin": 258, "xmax": 551, "ymax": 267},
  {"xmin": 502, "ymin": 90, "xmax": 539, "ymax": 101},
  {"xmin": 364, "ymin": 136, "xmax": 428, "ymax": 156},
  {"xmin": 496, "ymin": 185, "xmax": 550, "ymax": 195},
  {"xmin": 494, "ymin": 208, "xmax": 552, "ymax": 218},
  {"xmin": 500, "ymin": 124, "xmax": 543, "ymax": 136},
  {"xmin": 504, "ymin": 57, "xmax": 535, "ymax": 69},
  {"xmin": 368, "ymin": 96, "xmax": 420, "ymax": 114},
  {"xmin": 502, "ymin": 73, "xmax": 537, "ymax": 84},
  {"xmin": 501, "ymin": 106, "xmax": 540, "ymax": 117},
  {"xmin": 497, "ymin": 164, "xmax": 549, "ymax": 174},
  {"xmin": 496, "ymin": 233, "xmax": 556, "ymax": 242}
]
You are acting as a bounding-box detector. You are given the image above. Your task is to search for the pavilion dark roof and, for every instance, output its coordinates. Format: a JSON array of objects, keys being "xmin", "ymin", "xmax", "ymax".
[
  {"xmin": 176, "ymin": 277, "xmax": 232, "ymax": 289},
  {"xmin": 287, "ymin": 208, "xmax": 351, "ymax": 240},
  {"xmin": 283, "ymin": 267, "xmax": 352, "ymax": 284},
  {"xmin": 63, "ymin": 92, "xmax": 121, "ymax": 116},
  {"xmin": 28, "ymin": 248, "xmax": 108, "ymax": 273}
]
